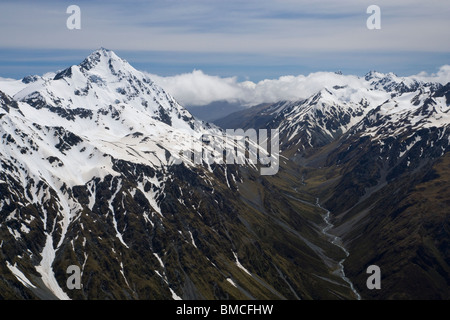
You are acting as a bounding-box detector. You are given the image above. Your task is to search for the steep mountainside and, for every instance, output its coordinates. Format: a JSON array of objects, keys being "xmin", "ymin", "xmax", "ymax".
[
  {"xmin": 0, "ymin": 49, "xmax": 358, "ymax": 300},
  {"xmin": 217, "ymin": 74, "xmax": 450, "ymax": 299}
]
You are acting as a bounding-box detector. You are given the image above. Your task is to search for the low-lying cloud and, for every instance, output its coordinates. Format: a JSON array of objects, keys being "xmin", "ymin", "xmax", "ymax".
[
  {"xmin": 148, "ymin": 70, "xmax": 363, "ymax": 106},
  {"xmin": 414, "ymin": 65, "xmax": 450, "ymax": 85},
  {"xmin": 148, "ymin": 65, "xmax": 450, "ymax": 107}
]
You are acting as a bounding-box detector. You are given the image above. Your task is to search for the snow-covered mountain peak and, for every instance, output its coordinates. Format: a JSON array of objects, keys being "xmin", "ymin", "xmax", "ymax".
[
  {"xmin": 75, "ymin": 47, "xmax": 138, "ymax": 79},
  {"xmin": 46, "ymin": 48, "xmax": 155, "ymax": 99},
  {"xmin": 21, "ymin": 75, "xmax": 42, "ymax": 84},
  {"xmin": 364, "ymin": 70, "xmax": 443, "ymax": 94},
  {"xmin": 0, "ymin": 49, "xmax": 221, "ymax": 193},
  {"xmin": 364, "ymin": 70, "xmax": 384, "ymax": 81},
  {"xmin": 251, "ymin": 70, "xmax": 448, "ymax": 153},
  {"xmin": 79, "ymin": 48, "xmax": 121, "ymax": 69},
  {"xmin": 11, "ymin": 49, "xmax": 197, "ymax": 136}
]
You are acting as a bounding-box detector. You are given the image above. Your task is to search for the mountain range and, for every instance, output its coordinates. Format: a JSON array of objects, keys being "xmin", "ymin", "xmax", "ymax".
[
  {"xmin": 0, "ymin": 48, "xmax": 448, "ymax": 299},
  {"xmin": 216, "ymin": 69, "xmax": 450, "ymax": 299}
]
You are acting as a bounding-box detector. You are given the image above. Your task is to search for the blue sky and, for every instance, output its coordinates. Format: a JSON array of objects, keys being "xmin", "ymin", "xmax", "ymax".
[{"xmin": 0, "ymin": 0, "xmax": 449, "ymax": 81}]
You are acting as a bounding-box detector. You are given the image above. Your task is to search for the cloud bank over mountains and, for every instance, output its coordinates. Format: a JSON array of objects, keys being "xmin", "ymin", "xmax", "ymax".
[
  {"xmin": 148, "ymin": 65, "xmax": 450, "ymax": 107},
  {"xmin": 2, "ymin": 61, "xmax": 449, "ymax": 109}
]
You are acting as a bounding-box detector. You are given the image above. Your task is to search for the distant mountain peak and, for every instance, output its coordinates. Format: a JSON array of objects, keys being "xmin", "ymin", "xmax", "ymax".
[
  {"xmin": 364, "ymin": 70, "xmax": 427, "ymax": 93},
  {"xmin": 12, "ymin": 49, "xmax": 197, "ymax": 133},
  {"xmin": 21, "ymin": 75, "xmax": 41, "ymax": 84},
  {"xmin": 52, "ymin": 48, "xmax": 125, "ymax": 80},
  {"xmin": 78, "ymin": 48, "xmax": 129, "ymax": 73},
  {"xmin": 364, "ymin": 70, "xmax": 386, "ymax": 81}
]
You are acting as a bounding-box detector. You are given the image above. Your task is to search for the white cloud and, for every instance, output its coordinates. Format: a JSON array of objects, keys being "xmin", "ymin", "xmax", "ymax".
[
  {"xmin": 148, "ymin": 70, "xmax": 316, "ymax": 106},
  {"xmin": 149, "ymin": 65, "xmax": 450, "ymax": 107},
  {"xmin": 148, "ymin": 70, "xmax": 242, "ymax": 106},
  {"xmin": 148, "ymin": 70, "xmax": 361, "ymax": 106},
  {"xmin": 413, "ymin": 65, "xmax": 450, "ymax": 85}
]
